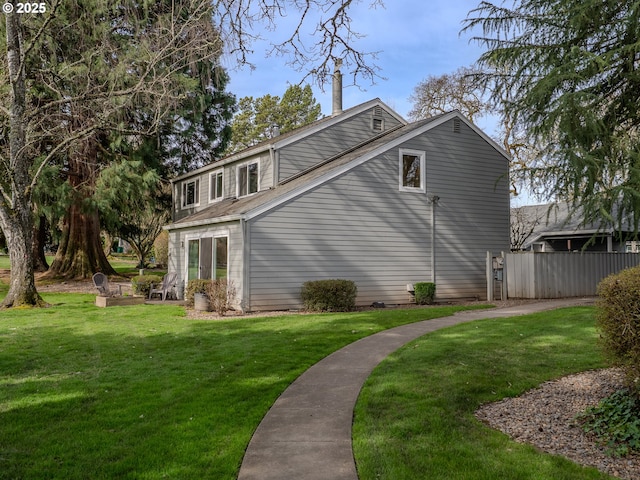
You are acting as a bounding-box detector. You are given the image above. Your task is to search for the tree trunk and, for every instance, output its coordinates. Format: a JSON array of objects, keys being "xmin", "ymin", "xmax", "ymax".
[
  {"xmin": 1, "ymin": 11, "xmax": 44, "ymax": 307},
  {"xmin": 45, "ymin": 135, "xmax": 116, "ymax": 279},
  {"xmin": 0, "ymin": 214, "xmax": 45, "ymax": 308},
  {"xmin": 47, "ymin": 202, "xmax": 116, "ymax": 279},
  {"xmin": 32, "ymin": 215, "xmax": 49, "ymax": 272}
]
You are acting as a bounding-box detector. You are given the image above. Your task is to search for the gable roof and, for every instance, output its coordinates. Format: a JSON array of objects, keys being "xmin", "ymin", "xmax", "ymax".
[
  {"xmin": 171, "ymin": 98, "xmax": 407, "ymax": 183},
  {"xmin": 514, "ymin": 202, "xmax": 637, "ymax": 248},
  {"xmin": 166, "ymin": 110, "xmax": 509, "ymax": 231}
]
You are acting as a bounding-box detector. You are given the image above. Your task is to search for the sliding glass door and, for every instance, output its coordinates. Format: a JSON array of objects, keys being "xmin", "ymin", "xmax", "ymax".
[{"xmin": 186, "ymin": 236, "xmax": 228, "ymax": 281}]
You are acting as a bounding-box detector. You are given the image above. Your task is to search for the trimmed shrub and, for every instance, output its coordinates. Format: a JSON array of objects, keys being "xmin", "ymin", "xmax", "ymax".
[
  {"xmin": 597, "ymin": 266, "xmax": 640, "ymax": 396},
  {"xmin": 301, "ymin": 279, "xmax": 357, "ymax": 312},
  {"xmin": 414, "ymin": 282, "xmax": 436, "ymax": 305},
  {"xmin": 185, "ymin": 279, "xmax": 210, "ymax": 306},
  {"xmin": 131, "ymin": 275, "xmax": 162, "ymax": 297}
]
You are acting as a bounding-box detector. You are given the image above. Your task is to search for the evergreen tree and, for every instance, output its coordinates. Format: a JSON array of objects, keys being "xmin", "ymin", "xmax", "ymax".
[
  {"xmin": 95, "ymin": 160, "xmax": 170, "ymax": 269},
  {"xmin": 159, "ymin": 64, "xmax": 236, "ymax": 176},
  {"xmin": 226, "ymin": 84, "xmax": 322, "ymax": 153},
  {"xmin": 464, "ymin": 0, "xmax": 640, "ymax": 229}
]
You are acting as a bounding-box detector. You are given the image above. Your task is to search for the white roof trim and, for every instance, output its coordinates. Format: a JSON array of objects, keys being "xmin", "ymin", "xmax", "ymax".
[{"xmin": 164, "ymin": 214, "xmax": 242, "ymax": 231}]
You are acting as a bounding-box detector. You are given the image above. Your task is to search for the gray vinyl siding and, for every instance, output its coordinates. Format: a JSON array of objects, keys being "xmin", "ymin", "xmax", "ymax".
[
  {"xmin": 167, "ymin": 222, "xmax": 245, "ymax": 308},
  {"xmin": 277, "ymin": 108, "xmax": 403, "ymax": 182},
  {"xmin": 249, "ymin": 174, "xmax": 432, "ymax": 310},
  {"xmin": 247, "ymin": 118, "xmax": 509, "ymax": 310},
  {"xmin": 421, "ymin": 119, "xmax": 510, "ymax": 298}
]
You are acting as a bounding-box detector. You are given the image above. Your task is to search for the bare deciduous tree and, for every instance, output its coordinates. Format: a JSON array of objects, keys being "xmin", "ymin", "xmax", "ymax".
[
  {"xmin": 408, "ymin": 64, "xmax": 549, "ymax": 198},
  {"xmin": 510, "ymin": 206, "xmax": 544, "ymax": 251},
  {"xmin": 408, "ymin": 66, "xmax": 490, "ymax": 123}
]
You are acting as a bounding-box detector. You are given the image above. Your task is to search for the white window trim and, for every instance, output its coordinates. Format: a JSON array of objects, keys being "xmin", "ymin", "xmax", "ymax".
[
  {"xmin": 181, "ymin": 178, "xmax": 200, "ymax": 209},
  {"xmin": 236, "ymin": 160, "xmax": 260, "ymax": 198},
  {"xmin": 209, "ymin": 169, "xmax": 224, "ymax": 203},
  {"xmin": 184, "ymin": 231, "xmax": 230, "ymax": 283},
  {"xmin": 398, "ymin": 149, "xmax": 426, "ymax": 193}
]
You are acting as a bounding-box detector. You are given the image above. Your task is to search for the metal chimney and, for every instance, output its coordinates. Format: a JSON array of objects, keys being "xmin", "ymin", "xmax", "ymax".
[{"xmin": 332, "ymin": 60, "xmax": 343, "ymax": 116}]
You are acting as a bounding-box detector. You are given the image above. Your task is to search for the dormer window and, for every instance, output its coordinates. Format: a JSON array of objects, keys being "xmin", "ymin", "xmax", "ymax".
[
  {"xmin": 209, "ymin": 169, "xmax": 223, "ymax": 202},
  {"xmin": 182, "ymin": 178, "xmax": 200, "ymax": 208},
  {"xmin": 237, "ymin": 161, "xmax": 259, "ymax": 197}
]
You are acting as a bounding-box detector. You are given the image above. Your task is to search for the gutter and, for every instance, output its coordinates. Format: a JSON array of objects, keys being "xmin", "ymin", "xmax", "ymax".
[{"xmin": 164, "ymin": 213, "xmax": 244, "ymax": 231}]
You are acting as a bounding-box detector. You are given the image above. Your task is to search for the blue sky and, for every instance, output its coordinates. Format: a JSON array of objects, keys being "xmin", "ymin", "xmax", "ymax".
[{"xmin": 221, "ymin": 0, "xmax": 492, "ymax": 130}]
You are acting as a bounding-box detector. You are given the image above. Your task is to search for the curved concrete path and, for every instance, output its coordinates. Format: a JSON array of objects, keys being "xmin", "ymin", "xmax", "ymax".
[{"xmin": 238, "ymin": 298, "xmax": 594, "ymax": 480}]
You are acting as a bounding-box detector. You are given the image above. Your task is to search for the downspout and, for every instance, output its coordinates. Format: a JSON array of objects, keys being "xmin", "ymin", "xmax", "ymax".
[
  {"xmin": 241, "ymin": 218, "xmax": 250, "ymax": 312},
  {"xmin": 430, "ymin": 195, "xmax": 440, "ymax": 284}
]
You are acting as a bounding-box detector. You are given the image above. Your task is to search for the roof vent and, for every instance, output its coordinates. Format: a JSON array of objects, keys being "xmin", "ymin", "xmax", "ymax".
[{"xmin": 453, "ymin": 117, "xmax": 461, "ymax": 133}]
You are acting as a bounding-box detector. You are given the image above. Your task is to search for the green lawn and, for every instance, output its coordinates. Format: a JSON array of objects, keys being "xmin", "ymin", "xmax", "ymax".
[
  {"xmin": 0, "ymin": 286, "xmax": 489, "ymax": 480},
  {"xmin": 353, "ymin": 306, "xmax": 612, "ymax": 479},
  {"xmin": 0, "ymin": 255, "xmax": 12, "ymax": 269}
]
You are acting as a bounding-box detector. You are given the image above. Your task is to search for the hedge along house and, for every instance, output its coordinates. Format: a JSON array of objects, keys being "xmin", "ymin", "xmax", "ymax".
[{"xmin": 165, "ymin": 91, "xmax": 510, "ymax": 311}]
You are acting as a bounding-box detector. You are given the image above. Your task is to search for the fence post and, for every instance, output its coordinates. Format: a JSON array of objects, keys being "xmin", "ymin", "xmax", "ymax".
[
  {"xmin": 501, "ymin": 251, "xmax": 508, "ymax": 300},
  {"xmin": 486, "ymin": 251, "xmax": 493, "ymax": 302}
]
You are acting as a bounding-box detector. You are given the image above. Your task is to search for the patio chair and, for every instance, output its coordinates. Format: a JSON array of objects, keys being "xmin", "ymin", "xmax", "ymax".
[
  {"xmin": 92, "ymin": 272, "xmax": 122, "ymax": 297},
  {"xmin": 148, "ymin": 272, "xmax": 178, "ymax": 301}
]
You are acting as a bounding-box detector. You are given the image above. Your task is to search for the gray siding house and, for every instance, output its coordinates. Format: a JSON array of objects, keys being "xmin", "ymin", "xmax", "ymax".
[
  {"xmin": 512, "ymin": 202, "xmax": 640, "ymax": 252},
  {"xmin": 165, "ymin": 99, "xmax": 510, "ymax": 311}
]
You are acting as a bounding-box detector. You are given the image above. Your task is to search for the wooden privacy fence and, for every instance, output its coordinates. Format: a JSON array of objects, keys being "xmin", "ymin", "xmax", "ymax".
[{"xmin": 501, "ymin": 252, "xmax": 640, "ymax": 299}]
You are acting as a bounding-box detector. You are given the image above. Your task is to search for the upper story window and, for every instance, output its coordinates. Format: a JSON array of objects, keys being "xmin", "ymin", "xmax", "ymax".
[
  {"xmin": 399, "ymin": 149, "xmax": 426, "ymax": 193},
  {"xmin": 237, "ymin": 161, "xmax": 259, "ymax": 197},
  {"xmin": 209, "ymin": 169, "xmax": 224, "ymax": 202},
  {"xmin": 182, "ymin": 178, "xmax": 200, "ymax": 208}
]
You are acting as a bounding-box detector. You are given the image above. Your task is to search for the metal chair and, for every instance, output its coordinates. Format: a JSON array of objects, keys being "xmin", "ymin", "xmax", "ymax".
[
  {"xmin": 148, "ymin": 272, "xmax": 178, "ymax": 301},
  {"xmin": 92, "ymin": 272, "xmax": 122, "ymax": 297}
]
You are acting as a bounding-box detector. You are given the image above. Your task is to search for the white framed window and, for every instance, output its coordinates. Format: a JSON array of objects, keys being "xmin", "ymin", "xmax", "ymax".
[
  {"xmin": 237, "ymin": 161, "xmax": 259, "ymax": 198},
  {"xmin": 399, "ymin": 149, "xmax": 426, "ymax": 193},
  {"xmin": 181, "ymin": 178, "xmax": 200, "ymax": 208},
  {"xmin": 209, "ymin": 169, "xmax": 224, "ymax": 203}
]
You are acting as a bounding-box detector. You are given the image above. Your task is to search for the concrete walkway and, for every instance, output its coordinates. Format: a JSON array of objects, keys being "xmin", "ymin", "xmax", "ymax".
[{"xmin": 237, "ymin": 298, "xmax": 595, "ymax": 480}]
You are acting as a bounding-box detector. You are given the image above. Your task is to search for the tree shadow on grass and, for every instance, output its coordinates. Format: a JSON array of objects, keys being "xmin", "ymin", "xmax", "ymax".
[{"xmin": 0, "ymin": 302, "xmax": 479, "ymax": 479}]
